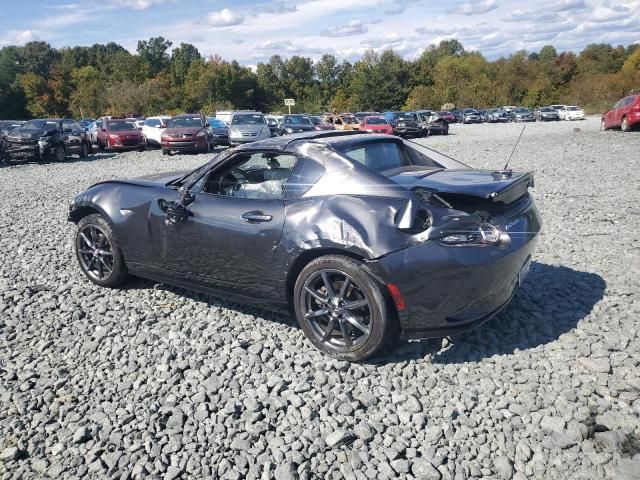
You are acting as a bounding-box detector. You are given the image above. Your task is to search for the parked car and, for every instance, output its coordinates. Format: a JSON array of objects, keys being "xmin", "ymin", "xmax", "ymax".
[
  {"xmin": 354, "ymin": 112, "xmax": 380, "ymax": 124},
  {"xmin": 360, "ymin": 116, "xmax": 393, "ymax": 135},
  {"xmin": 78, "ymin": 119, "xmax": 95, "ymax": 129},
  {"xmin": 502, "ymin": 106, "xmax": 517, "ymax": 113},
  {"xmin": 477, "ymin": 110, "xmax": 488, "ymax": 122},
  {"xmin": 417, "ymin": 111, "xmax": 449, "ymax": 135},
  {"xmin": 451, "ymin": 110, "xmax": 463, "ymax": 123},
  {"xmin": 437, "ymin": 111, "xmax": 456, "ymax": 123},
  {"xmin": 383, "ymin": 112, "xmax": 402, "ymax": 128},
  {"xmin": 85, "ymin": 121, "xmax": 99, "ymax": 145},
  {"xmin": 229, "ymin": 111, "xmax": 271, "ymax": 146},
  {"xmin": 486, "ymin": 109, "xmax": 510, "ymax": 123},
  {"xmin": 534, "ymin": 107, "xmax": 560, "ymax": 122},
  {"xmin": 280, "ymin": 115, "xmax": 315, "ymax": 135},
  {"xmin": 206, "ymin": 117, "xmax": 230, "ymax": 147},
  {"xmin": 310, "ymin": 116, "xmax": 335, "ymax": 131},
  {"xmin": 332, "ymin": 115, "xmax": 359, "ymax": 131},
  {"xmin": 5, "ymin": 118, "xmax": 90, "ymax": 161},
  {"xmin": 265, "ymin": 115, "xmax": 281, "ymax": 136},
  {"xmin": 0, "ymin": 120, "xmax": 25, "ymax": 135},
  {"xmin": 393, "ymin": 112, "xmax": 422, "ymax": 137},
  {"xmin": 141, "ymin": 116, "xmax": 171, "ymax": 148},
  {"xmin": 97, "ymin": 119, "xmax": 146, "ymax": 152},
  {"xmin": 461, "ymin": 109, "xmax": 481, "ymax": 124},
  {"xmin": 601, "ymin": 94, "xmax": 640, "ymax": 132},
  {"xmin": 68, "ymin": 130, "xmax": 540, "ymax": 361},
  {"xmin": 161, "ymin": 114, "xmax": 214, "ymax": 155},
  {"xmin": 559, "ymin": 106, "xmax": 585, "ymax": 121},
  {"xmin": 510, "ymin": 107, "xmax": 535, "ymax": 122}
]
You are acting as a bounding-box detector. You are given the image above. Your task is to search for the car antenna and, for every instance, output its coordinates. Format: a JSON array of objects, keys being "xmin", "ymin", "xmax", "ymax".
[{"xmin": 503, "ymin": 125, "xmax": 525, "ymax": 171}]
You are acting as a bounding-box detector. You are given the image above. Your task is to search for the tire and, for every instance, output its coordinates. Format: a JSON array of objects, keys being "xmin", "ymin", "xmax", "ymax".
[
  {"xmin": 601, "ymin": 119, "xmax": 607, "ymax": 131},
  {"xmin": 293, "ymin": 255, "xmax": 394, "ymax": 361},
  {"xmin": 162, "ymin": 149, "xmax": 170, "ymax": 156},
  {"xmin": 79, "ymin": 141, "xmax": 88, "ymax": 158},
  {"xmin": 75, "ymin": 213, "xmax": 128, "ymax": 288},
  {"xmin": 53, "ymin": 145, "xmax": 65, "ymax": 162},
  {"xmin": 443, "ymin": 126, "xmax": 449, "ymax": 135},
  {"xmin": 621, "ymin": 117, "xmax": 630, "ymax": 132},
  {"xmin": 98, "ymin": 140, "xmax": 105, "ymax": 151}
]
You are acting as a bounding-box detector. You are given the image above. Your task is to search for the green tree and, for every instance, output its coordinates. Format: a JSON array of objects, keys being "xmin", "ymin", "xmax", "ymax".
[
  {"xmin": 170, "ymin": 43, "xmax": 201, "ymax": 86},
  {"xmin": 136, "ymin": 37, "xmax": 172, "ymax": 76}
]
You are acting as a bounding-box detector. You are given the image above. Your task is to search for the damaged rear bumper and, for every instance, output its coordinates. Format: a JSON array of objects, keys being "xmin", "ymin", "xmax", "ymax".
[{"xmin": 368, "ymin": 200, "xmax": 541, "ymax": 339}]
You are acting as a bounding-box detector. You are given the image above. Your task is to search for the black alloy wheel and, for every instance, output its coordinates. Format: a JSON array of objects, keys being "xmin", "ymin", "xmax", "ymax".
[
  {"xmin": 294, "ymin": 255, "xmax": 393, "ymax": 361},
  {"xmin": 75, "ymin": 214, "xmax": 128, "ymax": 287}
]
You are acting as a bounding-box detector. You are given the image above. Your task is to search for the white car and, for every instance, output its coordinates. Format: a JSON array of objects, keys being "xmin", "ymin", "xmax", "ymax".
[
  {"xmin": 560, "ymin": 106, "xmax": 585, "ymax": 121},
  {"xmin": 141, "ymin": 116, "xmax": 171, "ymax": 147}
]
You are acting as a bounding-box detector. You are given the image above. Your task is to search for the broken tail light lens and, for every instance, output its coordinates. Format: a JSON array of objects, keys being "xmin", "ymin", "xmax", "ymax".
[{"xmin": 437, "ymin": 223, "xmax": 507, "ymax": 247}]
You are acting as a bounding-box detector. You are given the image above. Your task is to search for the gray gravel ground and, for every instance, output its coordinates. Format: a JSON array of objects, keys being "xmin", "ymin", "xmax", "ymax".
[{"xmin": 1, "ymin": 117, "xmax": 639, "ymax": 479}]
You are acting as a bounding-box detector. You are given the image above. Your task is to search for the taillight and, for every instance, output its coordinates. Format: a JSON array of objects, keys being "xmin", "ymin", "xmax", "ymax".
[{"xmin": 386, "ymin": 284, "xmax": 406, "ymax": 311}]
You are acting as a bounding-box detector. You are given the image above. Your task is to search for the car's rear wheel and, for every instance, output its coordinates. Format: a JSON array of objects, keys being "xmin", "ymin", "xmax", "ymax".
[
  {"xmin": 75, "ymin": 214, "xmax": 128, "ymax": 288},
  {"xmin": 294, "ymin": 255, "xmax": 393, "ymax": 361},
  {"xmin": 621, "ymin": 117, "xmax": 630, "ymax": 132}
]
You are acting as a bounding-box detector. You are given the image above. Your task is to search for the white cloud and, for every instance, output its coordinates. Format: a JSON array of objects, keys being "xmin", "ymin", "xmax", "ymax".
[
  {"xmin": 109, "ymin": 0, "xmax": 167, "ymax": 10},
  {"xmin": 448, "ymin": 0, "xmax": 499, "ymax": 16},
  {"xmin": 324, "ymin": 20, "xmax": 368, "ymax": 37},
  {"xmin": 207, "ymin": 8, "xmax": 244, "ymax": 27}
]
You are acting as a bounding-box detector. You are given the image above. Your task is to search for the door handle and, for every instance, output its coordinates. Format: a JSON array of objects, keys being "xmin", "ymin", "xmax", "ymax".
[{"xmin": 241, "ymin": 211, "xmax": 272, "ymax": 223}]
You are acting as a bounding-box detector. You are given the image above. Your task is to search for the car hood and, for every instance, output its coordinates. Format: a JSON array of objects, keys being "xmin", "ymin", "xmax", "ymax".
[
  {"xmin": 284, "ymin": 124, "xmax": 314, "ymax": 131},
  {"xmin": 386, "ymin": 168, "xmax": 533, "ymax": 204},
  {"xmin": 164, "ymin": 127, "xmax": 202, "ymax": 136},
  {"xmin": 7, "ymin": 128, "xmax": 56, "ymax": 140}
]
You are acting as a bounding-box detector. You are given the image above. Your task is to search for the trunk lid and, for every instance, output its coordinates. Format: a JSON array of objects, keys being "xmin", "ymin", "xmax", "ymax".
[{"xmin": 387, "ymin": 168, "xmax": 533, "ymax": 205}]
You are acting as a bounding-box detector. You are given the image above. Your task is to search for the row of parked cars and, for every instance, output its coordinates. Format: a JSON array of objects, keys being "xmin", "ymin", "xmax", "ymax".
[{"xmin": 448, "ymin": 105, "xmax": 586, "ymax": 124}]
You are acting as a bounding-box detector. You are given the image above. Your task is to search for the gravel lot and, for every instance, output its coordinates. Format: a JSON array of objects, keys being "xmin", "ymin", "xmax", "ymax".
[{"xmin": 1, "ymin": 117, "xmax": 639, "ymax": 479}]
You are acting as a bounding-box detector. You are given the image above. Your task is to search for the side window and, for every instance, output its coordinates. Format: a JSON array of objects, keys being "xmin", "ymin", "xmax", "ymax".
[
  {"xmin": 335, "ymin": 118, "xmax": 343, "ymax": 125},
  {"xmin": 284, "ymin": 157, "xmax": 326, "ymax": 199},
  {"xmin": 201, "ymin": 152, "xmax": 297, "ymax": 200}
]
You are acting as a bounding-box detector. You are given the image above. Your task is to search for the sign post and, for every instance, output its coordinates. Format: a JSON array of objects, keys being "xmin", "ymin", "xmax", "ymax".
[{"xmin": 284, "ymin": 98, "xmax": 295, "ymax": 114}]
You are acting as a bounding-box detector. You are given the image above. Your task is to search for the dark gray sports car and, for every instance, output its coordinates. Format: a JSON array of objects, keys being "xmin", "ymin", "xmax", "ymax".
[{"xmin": 68, "ymin": 131, "xmax": 541, "ymax": 361}]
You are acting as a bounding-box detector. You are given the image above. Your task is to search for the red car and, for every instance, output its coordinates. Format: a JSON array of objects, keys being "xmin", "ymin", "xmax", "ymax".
[
  {"xmin": 97, "ymin": 119, "xmax": 146, "ymax": 151},
  {"xmin": 438, "ymin": 111, "xmax": 456, "ymax": 123},
  {"xmin": 601, "ymin": 94, "xmax": 640, "ymax": 132},
  {"xmin": 161, "ymin": 114, "xmax": 213, "ymax": 155},
  {"xmin": 361, "ymin": 116, "xmax": 393, "ymax": 135}
]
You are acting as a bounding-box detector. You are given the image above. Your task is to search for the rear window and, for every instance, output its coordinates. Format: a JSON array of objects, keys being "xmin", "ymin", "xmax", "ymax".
[
  {"xmin": 336, "ymin": 140, "xmax": 442, "ymax": 173},
  {"xmin": 365, "ymin": 117, "xmax": 387, "ymax": 125}
]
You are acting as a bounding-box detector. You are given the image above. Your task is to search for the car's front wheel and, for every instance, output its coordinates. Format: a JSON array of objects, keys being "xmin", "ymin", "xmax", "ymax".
[
  {"xmin": 75, "ymin": 214, "xmax": 128, "ymax": 288},
  {"xmin": 294, "ymin": 255, "xmax": 394, "ymax": 361},
  {"xmin": 621, "ymin": 117, "xmax": 630, "ymax": 132},
  {"xmin": 601, "ymin": 119, "xmax": 607, "ymax": 131}
]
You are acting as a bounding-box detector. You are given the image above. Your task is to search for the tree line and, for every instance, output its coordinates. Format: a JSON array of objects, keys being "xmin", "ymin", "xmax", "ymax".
[{"xmin": 0, "ymin": 37, "xmax": 638, "ymax": 120}]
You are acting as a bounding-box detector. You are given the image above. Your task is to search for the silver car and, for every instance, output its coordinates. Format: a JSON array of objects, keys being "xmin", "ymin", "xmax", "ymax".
[{"xmin": 229, "ymin": 112, "xmax": 271, "ymax": 145}]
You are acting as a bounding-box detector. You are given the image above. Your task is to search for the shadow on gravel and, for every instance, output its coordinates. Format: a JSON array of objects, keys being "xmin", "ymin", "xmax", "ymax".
[
  {"xmin": 119, "ymin": 262, "xmax": 605, "ymax": 365},
  {"xmin": 374, "ymin": 262, "xmax": 606, "ymax": 364}
]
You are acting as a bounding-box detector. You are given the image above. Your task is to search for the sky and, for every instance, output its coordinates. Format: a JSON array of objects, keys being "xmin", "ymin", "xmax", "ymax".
[{"xmin": 1, "ymin": 0, "xmax": 638, "ymax": 65}]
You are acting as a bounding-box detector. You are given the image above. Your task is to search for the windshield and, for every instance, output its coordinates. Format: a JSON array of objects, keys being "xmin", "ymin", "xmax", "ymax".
[
  {"xmin": 208, "ymin": 118, "xmax": 226, "ymax": 128},
  {"xmin": 365, "ymin": 117, "xmax": 387, "ymax": 125},
  {"xmin": 23, "ymin": 120, "xmax": 59, "ymax": 131},
  {"xmin": 567, "ymin": 106, "xmax": 580, "ymax": 111},
  {"xmin": 463, "ymin": 109, "xmax": 476, "ymax": 113},
  {"xmin": 107, "ymin": 121, "xmax": 136, "ymax": 131},
  {"xmin": 310, "ymin": 116, "xmax": 324, "ymax": 125},
  {"xmin": 396, "ymin": 112, "xmax": 416, "ymax": 120},
  {"xmin": 231, "ymin": 114, "xmax": 265, "ymax": 125},
  {"xmin": 515, "ymin": 108, "xmax": 529, "ymax": 113},
  {"xmin": 540, "ymin": 107, "xmax": 552, "ymax": 112},
  {"xmin": 284, "ymin": 116, "xmax": 312, "ymax": 125},
  {"xmin": 167, "ymin": 117, "xmax": 202, "ymax": 128}
]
